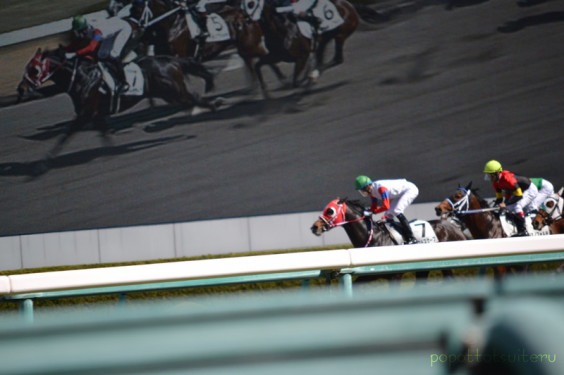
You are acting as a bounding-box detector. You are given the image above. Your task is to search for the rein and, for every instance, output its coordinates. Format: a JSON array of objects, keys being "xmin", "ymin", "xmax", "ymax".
[{"xmin": 448, "ymin": 188, "xmax": 499, "ymax": 215}]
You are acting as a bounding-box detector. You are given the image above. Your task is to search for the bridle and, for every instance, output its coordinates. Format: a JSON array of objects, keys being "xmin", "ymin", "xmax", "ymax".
[
  {"xmin": 445, "ymin": 187, "xmax": 471, "ymax": 216},
  {"xmin": 318, "ymin": 200, "xmax": 374, "ymax": 247},
  {"xmin": 24, "ymin": 53, "xmax": 77, "ymax": 92}
]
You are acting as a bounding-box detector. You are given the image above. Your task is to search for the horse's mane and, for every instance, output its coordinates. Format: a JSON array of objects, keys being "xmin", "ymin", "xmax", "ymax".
[
  {"xmin": 341, "ymin": 198, "xmax": 367, "ymax": 212},
  {"xmin": 471, "ymin": 188, "xmax": 490, "ymax": 208}
]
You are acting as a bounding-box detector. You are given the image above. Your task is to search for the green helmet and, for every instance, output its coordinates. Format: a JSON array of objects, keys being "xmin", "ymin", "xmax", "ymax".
[
  {"xmin": 355, "ymin": 175, "xmax": 372, "ymax": 190},
  {"xmin": 72, "ymin": 15, "xmax": 88, "ymax": 31},
  {"xmin": 483, "ymin": 160, "xmax": 503, "ymax": 174}
]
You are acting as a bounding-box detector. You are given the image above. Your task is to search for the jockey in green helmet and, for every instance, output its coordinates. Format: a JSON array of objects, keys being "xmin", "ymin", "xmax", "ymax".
[{"xmin": 355, "ymin": 175, "xmax": 419, "ymax": 244}]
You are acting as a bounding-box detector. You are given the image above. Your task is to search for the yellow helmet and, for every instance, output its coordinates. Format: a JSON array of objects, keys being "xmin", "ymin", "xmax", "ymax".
[{"xmin": 483, "ymin": 160, "xmax": 502, "ymax": 174}]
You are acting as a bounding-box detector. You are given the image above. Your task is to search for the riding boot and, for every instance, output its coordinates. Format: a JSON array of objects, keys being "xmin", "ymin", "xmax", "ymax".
[
  {"xmin": 397, "ymin": 213, "xmax": 418, "ymax": 244},
  {"xmin": 108, "ymin": 57, "xmax": 129, "ymax": 94},
  {"xmin": 513, "ymin": 214, "xmax": 529, "ymax": 237}
]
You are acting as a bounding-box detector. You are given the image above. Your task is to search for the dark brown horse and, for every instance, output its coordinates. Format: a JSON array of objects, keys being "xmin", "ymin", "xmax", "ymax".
[
  {"xmin": 254, "ymin": 0, "xmax": 359, "ymax": 96},
  {"xmin": 311, "ymin": 198, "xmax": 466, "ymax": 284},
  {"xmin": 16, "ymin": 46, "xmax": 219, "ymax": 165}
]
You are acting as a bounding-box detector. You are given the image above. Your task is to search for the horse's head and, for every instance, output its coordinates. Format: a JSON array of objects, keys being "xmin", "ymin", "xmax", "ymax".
[
  {"xmin": 311, "ymin": 198, "xmax": 348, "ymax": 236},
  {"xmin": 16, "ymin": 48, "xmax": 48, "ymax": 102},
  {"xmin": 532, "ymin": 209, "xmax": 550, "ymax": 230},
  {"xmin": 435, "ymin": 182, "xmax": 473, "ymax": 219},
  {"xmin": 20, "ymin": 48, "xmax": 55, "ymax": 89}
]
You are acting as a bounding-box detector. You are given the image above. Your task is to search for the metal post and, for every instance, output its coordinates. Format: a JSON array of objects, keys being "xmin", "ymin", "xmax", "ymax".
[
  {"xmin": 339, "ymin": 272, "xmax": 353, "ymax": 298},
  {"xmin": 117, "ymin": 293, "xmax": 128, "ymax": 308},
  {"xmin": 21, "ymin": 299, "xmax": 34, "ymax": 324}
]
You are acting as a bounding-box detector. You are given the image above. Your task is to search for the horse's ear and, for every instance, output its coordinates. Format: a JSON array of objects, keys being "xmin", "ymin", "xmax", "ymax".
[{"xmin": 466, "ymin": 181, "xmax": 473, "ymax": 190}]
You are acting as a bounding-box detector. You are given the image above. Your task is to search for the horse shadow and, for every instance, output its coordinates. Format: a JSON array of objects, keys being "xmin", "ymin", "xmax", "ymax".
[
  {"xmin": 497, "ymin": 11, "xmax": 564, "ymax": 32},
  {"xmin": 143, "ymin": 81, "xmax": 350, "ymax": 133},
  {"xmin": 0, "ymin": 135, "xmax": 193, "ymax": 180},
  {"xmin": 445, "ymin": 0, "xmax": 490, "ymax": 11}
]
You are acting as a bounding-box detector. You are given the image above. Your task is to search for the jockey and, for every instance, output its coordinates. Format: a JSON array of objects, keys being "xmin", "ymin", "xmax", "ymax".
[
  {"xmin": 529, "ymin": 177, "xmax": 554, "ymax": 213},
  {"xmin": 65, "ymin": 15, "xmax": 132, "ymax": 94},
  {"xmin": 185, "ymin": 0, "xmax": 217, "ymax": 41},
  {"xmin": 483, "ymin": 160, "xmax": 538, "ymax": 236},
  {"xmin": 275, "ymin": 0, "xmax": 321, "ymax": 41},
  {"xmin": 355, "ymin": 175, "xmax": 419, "ymax": 244}
]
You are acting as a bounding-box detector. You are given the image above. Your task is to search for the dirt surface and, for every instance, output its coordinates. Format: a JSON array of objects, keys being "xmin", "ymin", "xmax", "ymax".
[
  {"xmin": 0, "ymin": 0, "xmax": 563, "ymax": 236},
  {"xmin": 0, "ymin": 0, "xmax": 106, "ymax": 33}
]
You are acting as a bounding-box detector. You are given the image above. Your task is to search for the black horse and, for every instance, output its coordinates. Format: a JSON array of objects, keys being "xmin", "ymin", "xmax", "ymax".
[
  {"xmin": 17, "ymin": 46, "xmax": 219, "ymax": 163},
  {"xmin": 311, "ymin": 198, "xmax": 466, "ymax": 283}
]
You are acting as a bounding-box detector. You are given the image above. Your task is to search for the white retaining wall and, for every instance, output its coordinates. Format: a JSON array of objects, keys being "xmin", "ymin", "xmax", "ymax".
[{"xmin": 0, "ymin": 202, "xmax": 439, "ymax": 271}]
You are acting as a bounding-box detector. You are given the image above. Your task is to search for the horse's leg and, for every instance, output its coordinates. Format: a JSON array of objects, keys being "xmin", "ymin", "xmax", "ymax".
[
  {"xmin": 177, "ymin": 57, "xmax": 215, "ymax": 93},
  {"xmin": 292, "ymin": 56, "xmax": 309, "ymax": 87},
  {"xmin": 254, "ymin": 58, "xmax": 271, "ymax": 99},
  {"xmin": 321, "ymin": 37, "xmax": 345, "ymax": 71}
]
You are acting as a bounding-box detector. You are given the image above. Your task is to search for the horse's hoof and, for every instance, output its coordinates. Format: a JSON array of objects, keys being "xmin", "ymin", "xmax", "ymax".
[{"xmin": 309, "ymin": 69, "xmax": 320, "ymax": 83}]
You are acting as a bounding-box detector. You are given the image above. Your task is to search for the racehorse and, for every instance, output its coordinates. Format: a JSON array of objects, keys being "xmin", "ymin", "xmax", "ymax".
[
  {"xmin": 311, "ymin": 198, "xmax": 466, "ymax": 283},
  {"xmin": 435, "ymin": 183, "xmax": 505, "ymax": 239},
  {"xmin": 16, "ymin": 46, "xmax": 219, "ymax": 164},
  {"xmin": 108, "ymin": 0, "xmax": 270, "ymax": 81},
  {"xmin": 435, "ymin": 182, "xmax": 544, "ymax": 277},
  {"xmin": 532, "ymin": 209, "xmax": 564, "ymax": 234},
  {"xmin": 253, "ymin": 0, "xmax": 359, "ymax": 96}
]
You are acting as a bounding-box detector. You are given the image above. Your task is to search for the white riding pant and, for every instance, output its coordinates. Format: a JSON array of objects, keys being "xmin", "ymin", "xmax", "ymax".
[
  {"xmin": 97, "ymin": 22, "xmax": 132, "ymax": 59},
  {"xmin": 386, "ymin": 182, "xmax": 419, "ymax": 217},
  {"xmin": 530, "ymin": 179, "xmax": 554, "ymax": 211},
  {"xmin": 506, "ymin": 184, "xmax": 538, "ymax": 215}
]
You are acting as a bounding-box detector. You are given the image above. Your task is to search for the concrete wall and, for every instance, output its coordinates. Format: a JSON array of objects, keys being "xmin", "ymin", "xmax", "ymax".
[{"xmin": 0, "ymin": 202, "xmax": 440, "ymax": 271}]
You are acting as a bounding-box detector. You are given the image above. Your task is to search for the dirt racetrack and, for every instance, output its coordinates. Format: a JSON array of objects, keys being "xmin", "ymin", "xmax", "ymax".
[{"xmin": 0, "ymin": 0, "xmax": 562, "ymax": 237}]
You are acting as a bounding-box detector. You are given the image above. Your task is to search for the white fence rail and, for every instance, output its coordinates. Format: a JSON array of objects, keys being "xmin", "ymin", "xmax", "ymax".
[{"xmin": 2, "ymin": 234, "xmax": 563, "ymax": 295}]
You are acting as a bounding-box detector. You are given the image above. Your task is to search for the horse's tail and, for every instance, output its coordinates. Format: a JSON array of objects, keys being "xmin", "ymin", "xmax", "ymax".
[
  {"xmin": 353, "ymin": 3, "xmax": 395, "ymax": 24},
  {"xmin": 176, "ymin": 57, "xmax": 215, "ymax": 93}
]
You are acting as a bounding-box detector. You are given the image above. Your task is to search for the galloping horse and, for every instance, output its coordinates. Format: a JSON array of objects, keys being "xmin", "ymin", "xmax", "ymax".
[
  {"xmin": 435, "ymin": 183, "xmax": 505, "ymax": 239},
  {"xmin": 108, "ymin": 0, "xmax": 269, "ymax": 78},
  {"xmin": 434, "ymin": 182, "xmax": 551, "ymax": 277},
  {"xmin": 16, "ymin": 46, "xmax": 218, "ymax": 163},
  {"xmin": 311, "ymin": 198, "xmax": 466, "ymax": 283},
  {"xmin": 254, "ymin": 0, "xmax": 359, "ymax": 96}
]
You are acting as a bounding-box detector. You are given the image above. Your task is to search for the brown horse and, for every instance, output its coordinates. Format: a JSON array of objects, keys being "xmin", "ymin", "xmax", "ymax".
[
  {"xmin": 434, "ymin": 183, "xmax": 546, "ymax": 277},
  {"xmin": 533, "ymin": 209, "xmax": 564, "ymax": 234},
  {"xmin": 16, "ymin": 46, "xmax": 219, "ymax": 167},
  {"xmin": 109, "ymin": 0, "xmax": 272, "ymax": 91},
  {"xmin": 254, "ymin": 0, "xmax": 359, "ymax": 96},
  {"xmin": 311, "ymin": 198, "xmax": 466, "ymax": 283},
  {"xmin": 435, "ymin": 183, "xmax": 505, "ymax": 239}
]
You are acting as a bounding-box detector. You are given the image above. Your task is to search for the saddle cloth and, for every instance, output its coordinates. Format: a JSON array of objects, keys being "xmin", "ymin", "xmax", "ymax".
[
  {"xmin": 499, "ymin": 213, "xmax": 551, "ymax": 237},
  {"xmin": 295, "ymin": 0, "xmax": 344, "ymax": 39},
  {"xmin": 384, "ymin": 219, "xmax": 439, "ymax": 245},
  {"xmin": 98, "ymin": 61, "xmax": 144, "ymax": 96},
  {"xmin": 185, "ymin": 13, "xmax": 231, "ymax": 42}
]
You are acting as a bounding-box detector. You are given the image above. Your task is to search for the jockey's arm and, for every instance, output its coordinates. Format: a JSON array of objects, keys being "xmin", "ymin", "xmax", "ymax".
[
  {"xmin": 370, "ymin": 187, "xmax": 390, "ymax": 214},
  {"xmin": 76, "ymin": 30, "xmax": 103, "ymax": 57}
]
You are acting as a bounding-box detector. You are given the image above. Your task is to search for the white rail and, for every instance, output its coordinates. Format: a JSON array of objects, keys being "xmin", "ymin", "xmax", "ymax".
[{"xmin": 1, "ymin": 234, "xmax": 563, "ymax": 295}]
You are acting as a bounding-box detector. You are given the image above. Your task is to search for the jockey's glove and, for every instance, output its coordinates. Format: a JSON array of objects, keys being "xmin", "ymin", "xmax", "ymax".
[
  {"xmin": 492, "ymin": 198, "xmax": 503, "ymax": 207},
  {"xmin": 363, "ymin": 210, "xmax": 372, "ymax": 217},
  {"xmin": 65, "ymin": 52, "xmax": 77, "ymax": 59}
]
